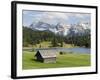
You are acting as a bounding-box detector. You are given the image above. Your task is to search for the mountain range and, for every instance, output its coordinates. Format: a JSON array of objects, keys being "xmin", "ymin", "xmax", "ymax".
[{"xmin": 29, "ymin": 21, "xmax": 90, "ymax": 36}]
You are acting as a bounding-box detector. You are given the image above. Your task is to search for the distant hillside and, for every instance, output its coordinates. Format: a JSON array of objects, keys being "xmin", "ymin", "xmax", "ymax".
[
  {"xmin": 23, "ymin": 26, "xmax": 90, "ymax": 48},
  {"xmin": 23, "ymin": 27, "xmax": 63, "ymax": 47},
  {"xmin": 29, "ymin": 21, "xmax": 90, "ymax": 36}
]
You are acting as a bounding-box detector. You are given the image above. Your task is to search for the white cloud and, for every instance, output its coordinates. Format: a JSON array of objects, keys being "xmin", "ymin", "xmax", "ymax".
[
  {"xmin": 38, "ymin": 12, "xmax": 69, "ymax": 25},
  {"xmin": 23, "ymin": 10, "xmax": 91, "ymax": 26}
]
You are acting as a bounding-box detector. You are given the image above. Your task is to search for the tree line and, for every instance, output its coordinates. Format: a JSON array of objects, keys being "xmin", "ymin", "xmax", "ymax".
[{"xmin": 23, "ymin": 26, "xmax": 90, "ymax": 48}]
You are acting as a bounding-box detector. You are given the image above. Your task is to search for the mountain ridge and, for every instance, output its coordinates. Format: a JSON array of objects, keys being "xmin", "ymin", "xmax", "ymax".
[{"xmin": 29, "ymin": 21, "xmax": 90, "ymax": 36}]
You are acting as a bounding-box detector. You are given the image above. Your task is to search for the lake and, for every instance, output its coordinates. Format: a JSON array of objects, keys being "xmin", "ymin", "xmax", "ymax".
[{"xmin": 35, "ymin": 47, "xmax": 90, "ymax": 54}]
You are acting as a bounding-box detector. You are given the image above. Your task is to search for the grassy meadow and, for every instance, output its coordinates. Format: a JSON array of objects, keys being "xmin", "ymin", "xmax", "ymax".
[
  {"xmin": 23, "ymin": 41, "xmax": 78, "ymax": 49},
  {"xmin": 22, "ymin": 50, "xmax": 91, "ymax": 70}
]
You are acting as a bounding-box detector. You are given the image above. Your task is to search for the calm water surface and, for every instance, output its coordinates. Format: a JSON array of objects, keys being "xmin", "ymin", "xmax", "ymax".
[{"xmin": 35, "ymin": 47, "xmax": 90, "ymax": 54}]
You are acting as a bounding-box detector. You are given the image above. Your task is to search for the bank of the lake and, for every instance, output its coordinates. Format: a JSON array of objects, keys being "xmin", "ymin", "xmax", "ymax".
[{"xmin": 35, "ymin": 47, "xmax": 90, "ymax": 54}]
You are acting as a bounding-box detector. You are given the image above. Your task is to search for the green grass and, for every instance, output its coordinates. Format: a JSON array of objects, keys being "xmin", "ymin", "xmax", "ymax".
[
  {"xmin": 24, "ymin": 41, "xmax": 78, "ymax": 49},
  {"xmin": 33, "ymin": 41, "xmax": 51, "ymax": 48},
  {"xmin": 22, "ymin": 51, "xmax": 91, "ymax": 70}
]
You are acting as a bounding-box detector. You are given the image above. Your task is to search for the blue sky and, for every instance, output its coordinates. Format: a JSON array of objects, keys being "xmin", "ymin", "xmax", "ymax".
[{"xmin": 22, "ymin": 10, "xmax": 91, "ymax": 27}]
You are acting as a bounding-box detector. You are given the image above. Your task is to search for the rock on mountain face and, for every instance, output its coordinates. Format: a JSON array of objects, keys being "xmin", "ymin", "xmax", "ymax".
[
  {"xmin": 30, "ymin": 21, "xmax": 57, "ymax": 32},
  {"xmin": 29, "ymin": 21, "xmax": 90, "ymax": 36}
]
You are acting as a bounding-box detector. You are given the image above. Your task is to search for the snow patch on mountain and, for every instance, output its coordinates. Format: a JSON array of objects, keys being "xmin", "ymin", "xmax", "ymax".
[{"xmin": 29, "ymin": 21, "xmax": 90, "ymax": 36}]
